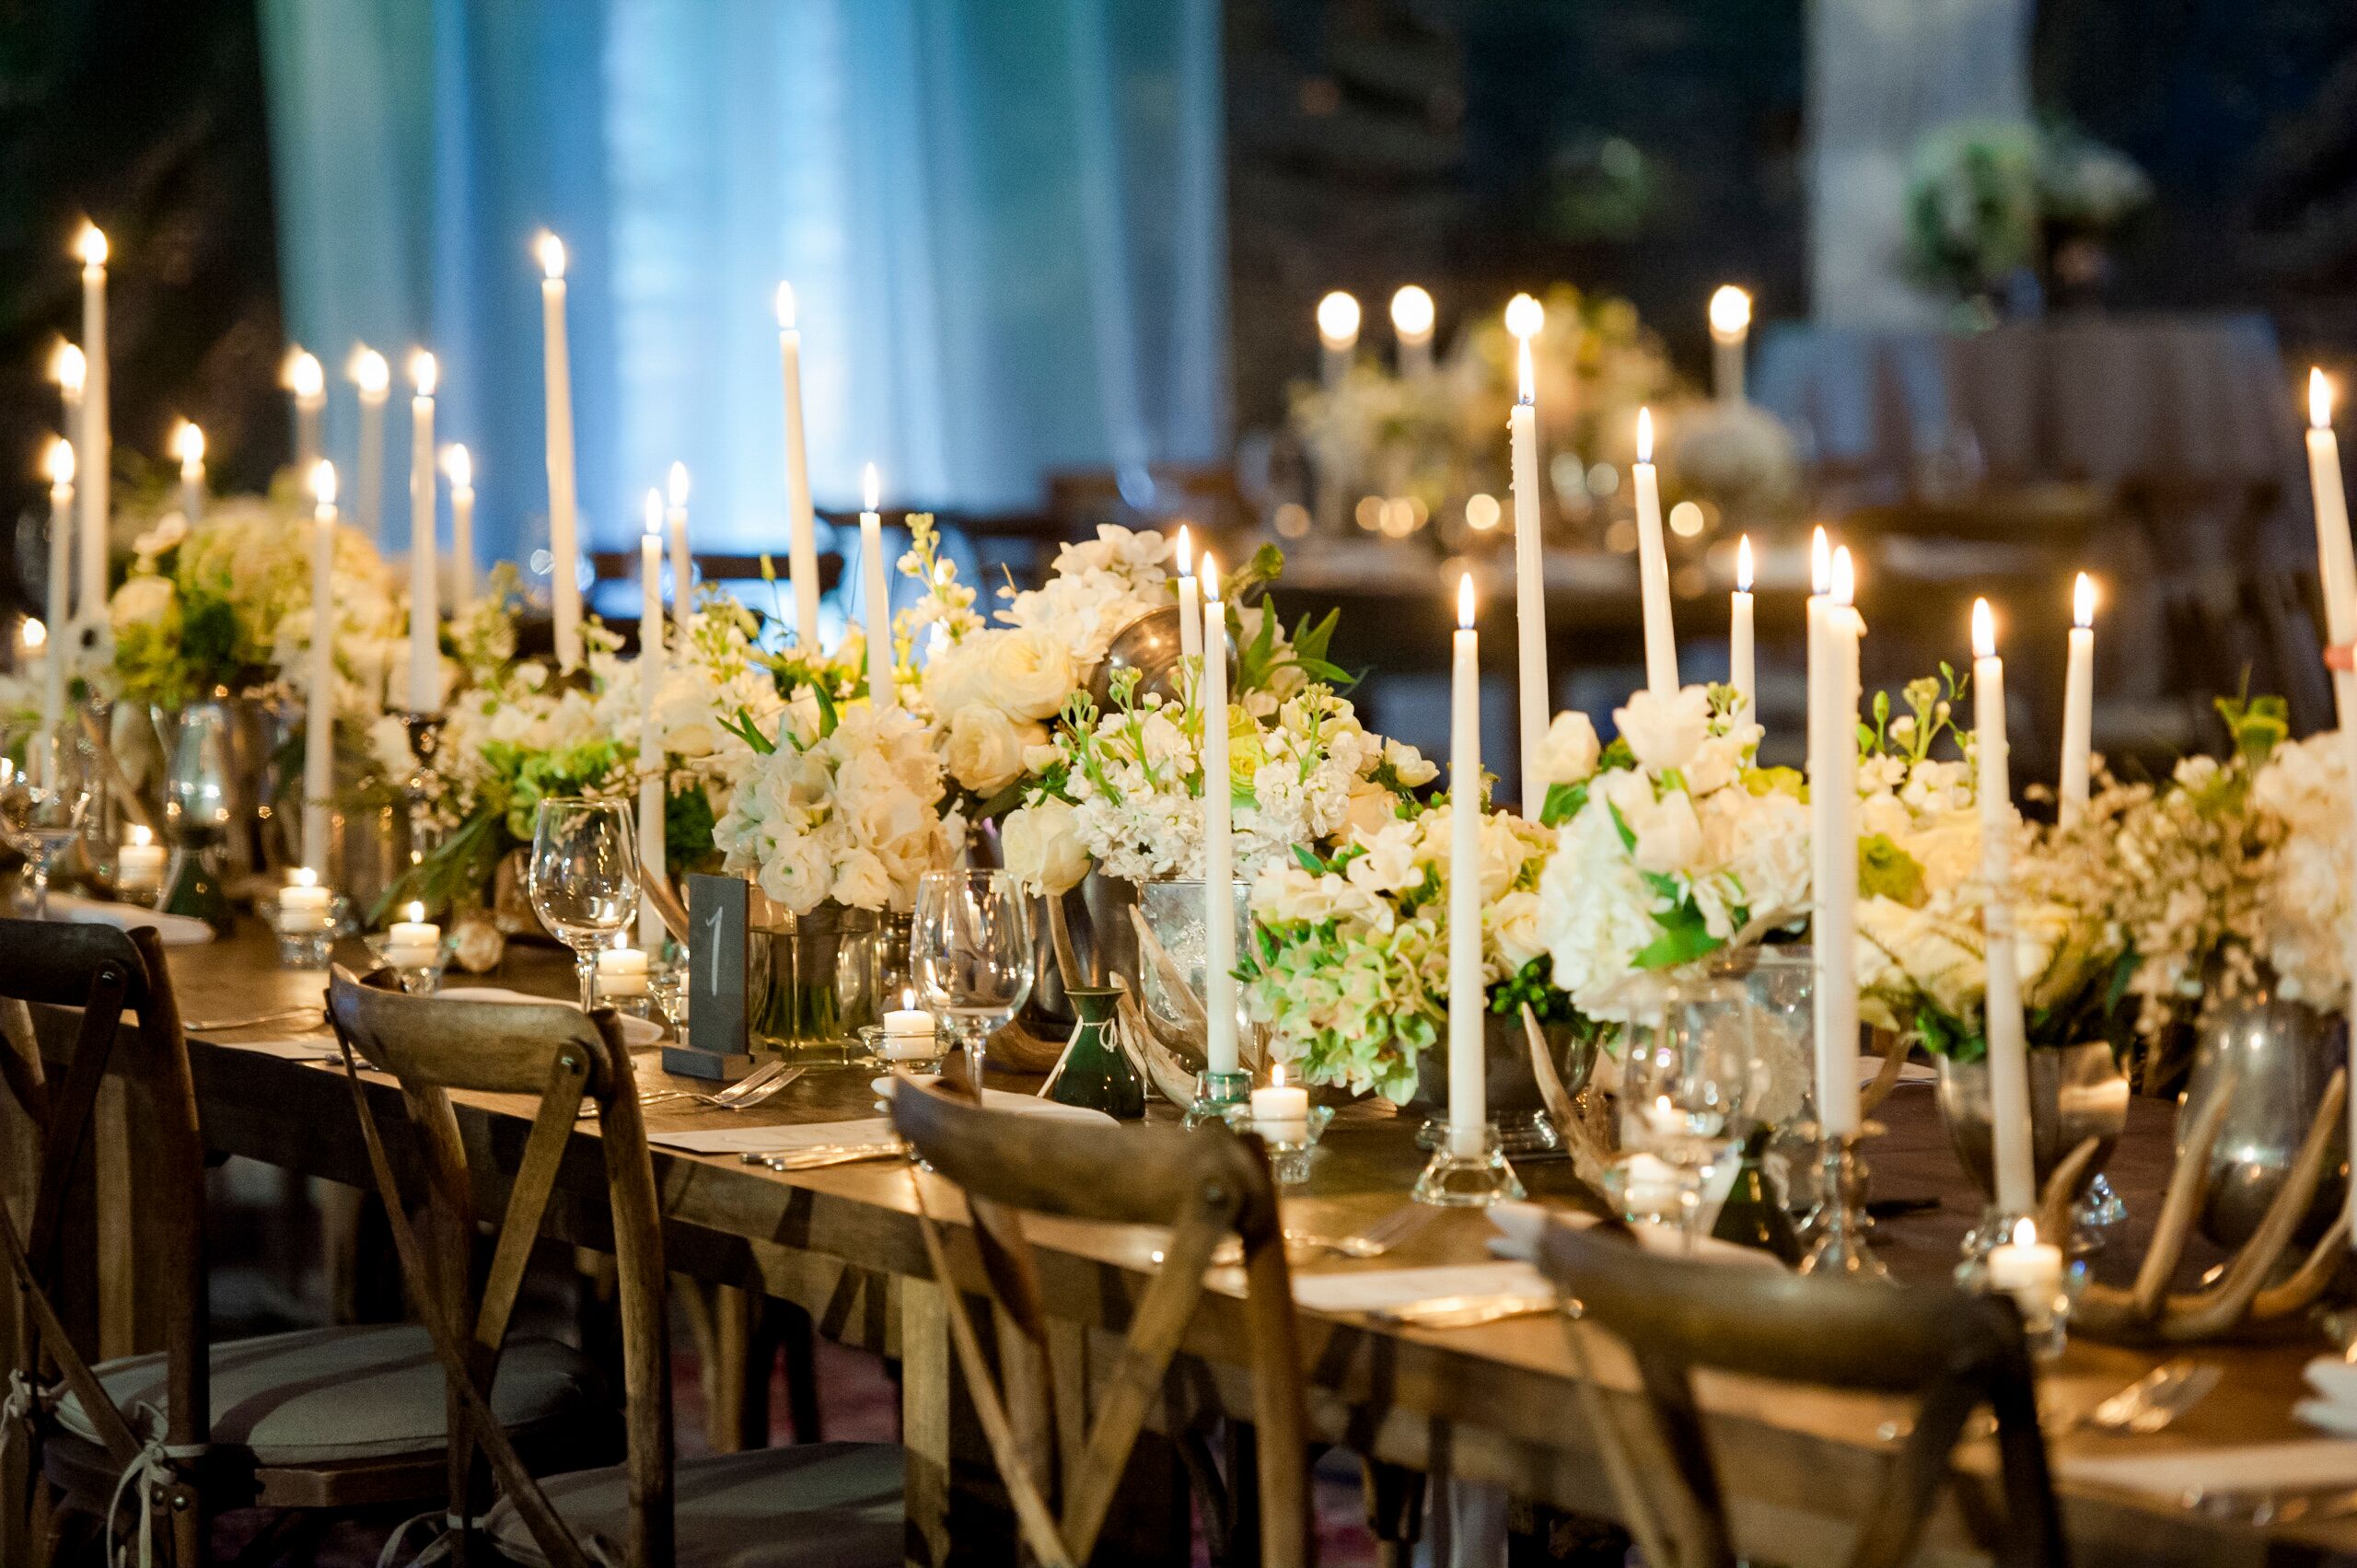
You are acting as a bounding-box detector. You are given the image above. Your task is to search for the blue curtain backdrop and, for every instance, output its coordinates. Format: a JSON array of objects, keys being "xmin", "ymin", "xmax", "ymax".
[{"xmin": 256, "ymin": 0, "xmax": 1227, "ymax": 584}]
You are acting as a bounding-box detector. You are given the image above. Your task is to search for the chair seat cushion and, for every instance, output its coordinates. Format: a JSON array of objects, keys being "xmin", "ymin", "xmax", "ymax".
[
  {"xmin": 54, "ymin": 1324, "xmax": 606, "ymax": 1467},
  {"xmin": 485, "ymin": 1443, "xmax": 904, "ymax": 1568}
]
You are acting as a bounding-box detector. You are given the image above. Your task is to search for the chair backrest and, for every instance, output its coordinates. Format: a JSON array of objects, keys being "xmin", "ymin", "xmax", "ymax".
[
  {"xmin": 326, "ymin": 967, "xmax": 669, "ymax": 1568},
  {"xmin": 1530, "ymin": 1218, "xmax": 2066, "ymax": 1568},
  {"xmin": 0, "ymin": 921, "xmax": 207, "ymax": 1488},
  {"xmin": 888, "ymin": 1078, "xmax": 1311, "ymax": 1568}
]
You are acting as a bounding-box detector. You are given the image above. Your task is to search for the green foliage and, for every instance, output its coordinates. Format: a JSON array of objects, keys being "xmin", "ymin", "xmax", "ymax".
[{"xmin": 1857, "ymin": 833, "xmax": 1927, "ymax": 908}]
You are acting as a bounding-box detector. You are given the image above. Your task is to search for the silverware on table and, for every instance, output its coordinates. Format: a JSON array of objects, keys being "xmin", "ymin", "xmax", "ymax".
[
  {"xmin": 2180, "ymin": 1482, "xmax": 2357, "ymax": 1527},
  {"xmin": 2086, "ymin": 1361, "xmax": 2220, "ymax": 1435},
  {"xmin": 186, "ymin": 1006, "xmax": 326, "ymax": 1033},
  {"xmin": 738, "ymin": 1140, "xmax": 907, "ymax": 1172},
  {"xmin": 1369, "ymin": 1293, "xmax": 1558, "ymax": 1330},
  {"xmin": 639, "ymin": 1061, "xmax": 795, "ymax": 1109}
]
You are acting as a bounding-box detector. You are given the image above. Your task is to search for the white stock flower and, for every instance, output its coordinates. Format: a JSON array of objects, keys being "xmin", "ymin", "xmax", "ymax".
[
  {"xmin": 942, "ymin": 706, "xmax": 1039, "ymax": 796},
  {"xmin": 110, "ymin": 575, "xmax": 175, "ymax": 631}
]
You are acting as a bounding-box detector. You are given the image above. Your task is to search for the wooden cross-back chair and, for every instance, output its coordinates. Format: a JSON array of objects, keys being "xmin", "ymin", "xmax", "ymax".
[
  {"xmin": 889, "ymin": 1076, "xmax": 1312, "ymax": 1568},
  {"xmin": 1529, "ymin": 1218, "xmax": 2069, "ymax": 1568},
  {"xmin": 325, "ymin": 967, "xmax": 902, "ymax": 1568}
]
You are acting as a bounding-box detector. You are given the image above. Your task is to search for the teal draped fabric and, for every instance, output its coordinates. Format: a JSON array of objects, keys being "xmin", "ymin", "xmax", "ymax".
[{"xmin": 257, "ymin": 0, "xmax": 1225, "ymax": 575}]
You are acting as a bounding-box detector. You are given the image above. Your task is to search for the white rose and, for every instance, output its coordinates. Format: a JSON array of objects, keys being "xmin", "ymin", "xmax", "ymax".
[
  {"xmin": 1532, "ymin": 711, "xmax": 1601, "ymax": 788},
  {"xmin": 110, "ymin": 575, "xmax": 175, "ymax": 632},
  {"xmin": 1613, "ymin": 685, "xmax": 1712, "ymax": 775},
  {"xmin": 943, "ymin": 707, "xmax": 1039, "ymax": 796},
  {"xmin": 1341, "ymin": 779, "xmax": 1398, "ymax": 839},
  {"xmin": 1002, "ymin": 797, "xmax": 1089, "ymax": 894},
  {"xmin": 1491, "ymin": 889, "xmax": 1547, "ymax": 973},
  {"xmin": 757, "ymin": 834, "xmax": 835, "ymax": 915},
  {"xmin": 976, "ymin": 628, "xmax": 1077, "ymax": 721}
]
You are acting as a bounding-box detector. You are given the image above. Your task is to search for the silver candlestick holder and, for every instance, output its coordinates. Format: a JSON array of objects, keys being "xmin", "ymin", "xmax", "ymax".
[{"xmin": 1799, "ymin": 1132, "xmax": 1888, "ymax": 1278}]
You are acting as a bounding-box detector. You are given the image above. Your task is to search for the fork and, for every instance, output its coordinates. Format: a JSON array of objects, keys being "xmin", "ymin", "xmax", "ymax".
[
  {"xmin": 2085, "ymin": 1360, "xmax": 2219, "ymax": 1435},
  {"xmin": 639, "ymin": 1061, "xmax": 795, "ymax": 1109},
  {"xmin": 1326, "ymin": 1204, "xmax": 1442, "ymax": 1258},
  {"xmin": 187, "ymin": 1005, "xmax": 326, "ymax": 1033}
]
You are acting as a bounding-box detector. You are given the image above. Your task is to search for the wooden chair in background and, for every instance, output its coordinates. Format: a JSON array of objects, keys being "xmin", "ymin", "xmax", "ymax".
[
  {"xmin": 1529, "ymin": 1217, "xmax": 2068, "ymax": 1568},
  {"xmin": 0, "ymin": 922, "xmax": 612, "ymax": 1567},
  {"xmin": 326, "ymin": 967, "xmax": 904, "ymax": 1568},
  {"xmin": 889, "ymin": 1075, "xmax": 1313, "ymax": 1568}
]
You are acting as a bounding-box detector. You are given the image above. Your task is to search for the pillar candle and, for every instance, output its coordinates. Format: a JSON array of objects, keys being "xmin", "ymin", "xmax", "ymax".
[
  {"xmin": 304, "ymin": 461, "xmax": 339, "ymax": 876},
  {"xmin": 1709, "ymin": 285, "xmax": 1751, "ymax": 404},
  {"xmin": 75, "ymin": 227, "xmax": 110, "ymax": 638},
  {"xmin": 1447, "ymin": 573, "xmax": 1486, "ymax": 1156},
  {"xmin": 1811, "ymin": 548, "xmax": 1863, "ymax": 1138},
  {"xmin": 1506, "ymin": 295, "xmax": 1550, "ymax": 812},
  {"xmin": 406, "ymin": 353, "xmax": 440, "ymax": 713},
  {"xmin": 858, "ymin": 464, "xmax": 894, "ymax": 708},
  {"xmin": 2058, "ymin": 574, "xmax": 2096, "ymax": 828},
  {"xmin": 286, "ymin": 350, "xmax": 325, "ymax": 476},
  {"xmin": 1175, "ymin": 524, "xmax": 1202, "ymax": 661},
  {"xmin": 173, "ymin": 420, "xmax": 205, "ymax": 525},
  {"xmin": 1971, "ymin": 598, "xmax": 2037, "ymax": 1216},
  {"xmin": 1730, "ymin": 533, "xmax": 1756, "ymax": 714},
  {"xmin": 351, "ymin": 347, "xmax": 389, "ymax": 548},
  {"xmin": 2301, "ymin": 369, "xmax": 2357, "ymax": 1253},
  {"xmin": 539, "ymin": 234, "xmax": 582, "ymax": 669},
  {"xmin": 639, "ymin": 489, "xmax": 668, "ymax": 951},
  {"xmin": 1317, "ymin": 291, "xmax": 1359, "ymax": 392},
  {"xmin": 1391, "ymin": 285, "xmax": 1435, "ymax": 379},
  {"xmin": 445, "ymin": 446, "xmax": 474, "ymax": 615},
  {"xmin": 42, "ymin": 438, "xmax": 74, "ymax": 735},
  {"xmin": 1201, "ymin": 554, "xmax": 1237, "ymax": 1076},
  {"xmin": 667, "ymin": 460, "xmax": 693, "ymax": 640},
  {"xmin": 776, "ymin": 283, "xmax": 822, "ymax": 645},
  {"xmin": 1631, "ymin": 409, "xmax": 1678, "ymax": 696}
]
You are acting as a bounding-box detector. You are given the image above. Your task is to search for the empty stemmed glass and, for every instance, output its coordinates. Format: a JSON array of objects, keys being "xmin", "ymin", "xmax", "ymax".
[
  {"xmin": 911, "ymin": 869, "xmax": 1035, "ymax": 1090},
  {"xmin": 1620, "ymin": 977, "xmax": 1759, "ymax": 1254},
  {"xmin": 0, "ymin": 724, "xmax": 99, "ymax": 920},
  {"xmin": 528, "ymin": 798, "xmax": 639, "ymax": 1012}
]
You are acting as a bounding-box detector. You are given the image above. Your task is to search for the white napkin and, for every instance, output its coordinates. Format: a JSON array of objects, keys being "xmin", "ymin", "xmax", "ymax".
[
  {"xmin": 870, "ymin": 1078, "xmax": 1120, "ymax": 1126},
  {"xmin": 2293, "ymin": 1357, "xmax": 2357, "ymax": 1434},
  {"xmin": 2062, "ymin": 1439, "xmax": 2357, "ymax": 1496},
  {"xmin": 647, "ymin": 1118, "xmax": 894, "ymax": 1156},
  {"xmin": 221, "ymin": 1038, "xmax": 342, "ymax": 1063},
  {"xmin": 1291, "ymin": 1261, "xmax": 1550, "ymax": 1315},
  {"xmin": 1876, "ymin": 1061, "xmax": 1939, "ymax": 1087},
  {"xmin": 46, "ymin": 895, "xmax": 215, "ymax": 947},
  {"xmin": 437, "ymin": 986, "xmax": 666, "ymax": 1048},
  {"xmin": 1488, "ymin": 1200, "xmax": 1783, "ymax": 1269}
]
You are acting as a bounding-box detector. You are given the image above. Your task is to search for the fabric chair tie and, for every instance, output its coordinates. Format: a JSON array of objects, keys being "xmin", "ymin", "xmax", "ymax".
[
  {"xmin": 376, "ymin": 1507, "xmax": 498, "ymax": 1568},
  {"xmin": 100, "ymin": 1404, "xmax": 206, "ymax": 1568},
  {"xmin": 0, "ymin": 1369, "xmax": 55, "ymax": 1475}
]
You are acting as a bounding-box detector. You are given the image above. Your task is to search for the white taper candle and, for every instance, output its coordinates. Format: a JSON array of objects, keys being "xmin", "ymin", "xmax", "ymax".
[
  {"xmin": 639, "ymin": 488, "xmax": 668, "ymax": 950},
  {"xmin": 667, "ymin": 461, "xmax": 692, "ymax": 640},
  {"xmin": 1812, "ymin": 548, "xmax": 1862, "ymax": 1137},
  {"xmin": 406, "ymin": 353, "xmax": 440, "ymax": 713},
  {"xmin": 445, "ymin": 446, "xmax": 474, "ymax": 615},
  {"xmin": 1175, "ymin": 525, "xmax": 1202, "ymax": 662},
  {"xmin": 75, "ymin": 227, "xmax": 110, "ymax": 637},
  {"xmin": 858, "ymin": 463, "xmax": 894, "ymax": 708},
  {"xmin": 1202, "ymin": 553, "xmax": 1237, "ymax": 1076},
  {"xmin": 1506, "ymin": 294, "xmax": 1550, "ymax": 812},
  {"xmin": 352, "ymin": 347, "xmax": 389, "ymax": 546},
  {"xmin": 1631, "ymin": 408, "xmax": 1678, "ymax": 695},
  {"xmin": 1972, "ymin": 598, "xmax": 2037, "ymax": 1216},
  {"xmin": 1730, "ymin": 533, "xmax": 1756, "ymax": 714},
  {"xmin": 2301, "ymin": 370, "xmax": 2357, "ymax": 1254},
  {"xmin": 776, "ymin": 284, "xmax": 822, "ymax": 645},
  {"xmin": 2058, "ymin": 574, "xmax": 2096, "ymax": 827},
  {"xmin": 304, "ymin": 461, "xmax": 339, "ymax": 875},
  {"xmin": 539, "ymin": 234, "xmax": 582, "ymax": 668},
  {"xmin": 1447, "ymin": 573, "xmax": 1486, "ymax": 1156}
]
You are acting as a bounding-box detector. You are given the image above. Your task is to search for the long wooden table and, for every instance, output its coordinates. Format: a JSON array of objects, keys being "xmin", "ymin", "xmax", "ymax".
[{"xmin": 50, "ymin": 928, "xmax": 2357, "ymax": 1565}]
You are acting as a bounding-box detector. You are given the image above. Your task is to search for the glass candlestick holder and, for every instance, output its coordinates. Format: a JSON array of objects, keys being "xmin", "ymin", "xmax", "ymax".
[
  {"xmin": 860, "ymin": 1022, "xmax": 947, "ymax": 1076},
  {"xmin": 1184, "ymin": 1067, "xmax": 1252, "ymax": 1130},
  {"xmin": 363, "ymin": 933, "xmax": 448, "ymax": 995},
  {"xmin": 1223, "ymin": 1101, "xmax": 1334, "ymax": 1187},
  {"xmin": 1411, "ymin": 1122, "xmax": 1526, "ymax": 1207}
]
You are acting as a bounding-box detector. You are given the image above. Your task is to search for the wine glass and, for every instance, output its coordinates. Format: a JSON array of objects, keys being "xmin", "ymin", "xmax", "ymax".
[
  {"xmin": 528, "ymin": 798, "xmax": 640, "ymax": 1011},
  {"xmin": 0, "ymin": 724, "xmax": 99, "ymax": 920},
  {"xmin": 1619, "ymin": 976, "xmax": 1758, "ymax": 1253},
  {"xmin": 911, "ymin": 869, "xmax": 1035, "ymax": 1090}
]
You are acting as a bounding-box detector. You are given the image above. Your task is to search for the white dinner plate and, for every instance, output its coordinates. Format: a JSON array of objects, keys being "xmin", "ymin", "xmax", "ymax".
[
  {"xmin": 437, "ymin": 985, "xmax": 667, "ymax": 1049},
  {"xmin": 45, "ymin": 894, "xmax": 215, "ymax": 947},
  {"xmin": 870, "ymin": 1075, "xmax": 1119, "ymax": 1126}
]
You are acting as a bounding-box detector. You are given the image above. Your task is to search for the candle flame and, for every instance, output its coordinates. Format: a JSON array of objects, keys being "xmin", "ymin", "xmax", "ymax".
[
  {"xmin": 1516, "ymin": 337, "xmax": 1535, "ymax": 406},
  {"xmin": 1201, "ymin": 552, "xmax": 1221, "ymax": 603},
  {"xmin": 2073, "ymin": 572, "xmax": 2096, "ymax": 629},
  {"xmin": 75, "ymin": 223, "xmax": 108, "ymax": 268},
  {"xmin": 537, "ymin": 231, "xmax": 567, "ymax": 280},
  {"xmin": 1810, "ymin": 526, "xmax": 1829, "ymax": 595},
  {"xmin": 1736, "ymin": 533, "xmax": 1754, "ymax": 592},
  {"xmin": 1635, "ymin": 407, "xmax": 1654, "ymax": 464},
  {"xmin": 2313, "ymin": 366, "xmax": 2334, "ymax": 430},
  {"xmin": 284, "ymin": 349, "xmax": 324, "ymax": 401},
  {"xmin": 1389, "ymin": 285, "xmax": 1434, "ymax": 338},
  {"xmin": 1316, "ymin": 290, "xmax": 1360, "ymax": 348},
  {"xmin": 1271, "ymin": 1061, "xmax": 1288, "ymax": 1090},
  {"xmin": 862, "ymin": 462, "xmax": 880, "ymax": 512},
  {"xmin": 172, "ymin": 419, "xmax": 203, "ymax": 469},
  {"xmin": 902, "ymin": 986, "xmax": 915, "ymax": 1011},
  {"xmin": 50, "ymin": 342, "xmax": 85, "ymax": 394},
  {"xmin": 774, "ymin": 280, "xmax": 796, "ymax": 330},
  {"xmin": 351, "ymin": 347, "xmax": 389, "ymax": 396},
  {"xmin": 1830, "ymin": 545, "xmax": 1855, "ymax": 608},
  {"xmin": 644, "ymin": 488, "xmax": 664, "ymax": 538},
  {"xmin": 291, "ymin": 866, "xmax": 318, "ymax": 889},
  {"xmin": 130, "ymin": 824, "xmax": 151, "ymax": 847},
  {"xmin": 443, "ymin": 444, "xmax": 472, "ymax": 492},
  {"xmin": 311, "ymin": 459, "xmax": 338, "ymax": 508},
  {"xmin": 1457, "ymin": 571, "xmax": 1475, "ymax": 630},
  {"xmin": 410, "ymin": 350, "xmax": 437, "ymax": 395},
  {"xmin": 44, "ymin": 436, "xmax": 75, "ymax": 487},
  {"xmin": 1708, "ymin": 285, "xmax": 1751, "ymax": 338},
  {"xmin": 668, "ymin": 460, "xmax": 691, "ymax": 508},
  {"xmin": 1175, "ymin": 522, "xmax": 1193, "ymax": 576},
  {"xmin": 21, "ymin": 619, "xmax": 43, "ymax": 651},
  {"xmin": 1503, "ymin": 291, "xmax": 1544, "ymax": 340},
  {"xmin": 2011, "ymin": 1216, "xmax": 2038, "ymax": 1249},
  {"xmin": 407, "ymin": 900, "xmax": 425, "ymax": 924},
  {"xmin": 1972, "ymin": 598, "xmax": 1996, "ymax": 659}
]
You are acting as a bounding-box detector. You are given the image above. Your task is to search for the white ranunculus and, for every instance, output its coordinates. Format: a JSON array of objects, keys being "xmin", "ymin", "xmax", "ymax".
[
  {"xmin": 1612, "ymin": 684, "xmax": 1712, "ymax": 775},
  {"xmin": 110, "ymin": 575, "xmax": 175, "ymax": 631},
  {"xmin": 976, "ymin": 628, "xmax": 1078, "ymax": 721},
  {"xmin": 1532, "ymin": 711, "xmax": 1601, "ymax": 788},
  {"xmin": 1002, "ymin": 797, "xmax": 1090, "ymax": 894},
  {"xmin": 943, "ymin": 706, "xmax": 1039, "ymax": 796},
  {"xmin": 758, "ymin": 834, "xmax": 835, "ymax": 915}
]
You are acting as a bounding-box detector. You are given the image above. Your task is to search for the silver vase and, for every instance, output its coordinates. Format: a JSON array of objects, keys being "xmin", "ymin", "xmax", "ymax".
[
  {"xmin": 152, "ymin": 694, "xmax": 279, "ymax": 883},
  {"xmin": 2180, "ymin": 977, "xmax": 2348, "ymax": 1249},
  {"xmin": 1934, "ymin": 1040, "xmax": 2130, "ymax": 1208},
  {"xmin": 1089, "ymin": 603, "xmax": 1234, "ymax": 712},
  {"xmin": 1409, "ymin": 1013, "xmax": 1598, "ymax": 1156}
]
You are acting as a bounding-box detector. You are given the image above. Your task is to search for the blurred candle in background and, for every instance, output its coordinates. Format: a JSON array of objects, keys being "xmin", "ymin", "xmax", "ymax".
[
  {"xmin": 859, "ymin": 463, "xmax": 893, "ymax": 708},
  {"xmin": 1446, "ymin": 572, "xmax": 1485, "ymax": 1156},
  {"xmin": 445, "ymin": 445, "xmax": 475, "ymax": 615},
  {"xmin": 1971, "ymin": 598, "xmax": 2038, "ymax": 1217},
  {"xmin": 539, "ymin": 233, "xmax": 582, "ymax": 668},
  {"xmin": 1505, "ymin": 293, "xmax": 1549, "ymax": 810},
  {"xmin": 2299, "ymin": 368, "xmax": 2357, "ymax": 1248},
  {"xmin": 1175, "ymin": 524, "xmax": 1202, "ymax": 662},
  {"xmin": 1390, "ymin": 285, "xmax": 1435, "ymax": 379},
  {"xmin": 304, "ymin": 461, "xmax": 339, "ymax": 875},
  {"xmin": 776, "ymin": 283, "xmax": 821, "ymax": 645},
  {"xmin": 1201, "ymin": 552, "xmax": 1237, "ymax": 1077},
  {"xmin": 406, "ymin": 352, "xmax": 440, "ymax": 713},
  {"xmin": 1811, "ymin": 548, "xmax": 1863, "ymax": 1138},
  {"xmin": 75, "ymin": 226, "xmax": 110, "ymax": 638},
  {"xmin": 1709, "ymin": 285, "xmax": 1751, "ymax": 404},
  {"xmin": 667, "ymin": 460, "xmax": 693, "ymax": 639},
  {"xmin": 2058, "ymin": 573, "xmax": 2096, "ymax": 827},
  {"xmin": 1317, "ymin": 291, "xmax": 1360, "ymax": 392},
  {"xmin": 173, "ymin": 420, "xmax": 205, "ymax": 525},
  {"xmin": 41, "ymin": 437, "xmax": 74, "ymax": 735},
  {"xmin": 1631, "ymin": 409, "xmax": 1678, "ymax": 695},
  {"xmin": 639, "ymin": 488, "xmax": 668, "ymax": 952},
  {"xmin": 1731, "ymin": 533, "xmax": 1756, "ymax": 714},
  {"xmin": 285, "ymin": 349, "xmax": 325, "ymax": 475},
  {"xmin": 350, "ymin": 346, "xmax": 389, "ymax": 548},
  {"xmin": 51, "ymin": 346, "xmax": 84, "ymax": 533}
]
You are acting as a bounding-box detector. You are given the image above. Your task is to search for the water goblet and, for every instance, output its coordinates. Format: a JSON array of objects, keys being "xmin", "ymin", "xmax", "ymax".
[
  {"xmin": 911, "ymin": 869, "xmax": 1036, "ymax": 1090},
  {"xmin": 1620, "ymin": 976, "xmax": 1758, "ymax": 1254},
  {"xmin": 0, "ymin": 724, "xmax": 99, "ymax": 920},
  {"xmin": 528, "ymin": 797, "xmax": 640, "ymax": 1012}
]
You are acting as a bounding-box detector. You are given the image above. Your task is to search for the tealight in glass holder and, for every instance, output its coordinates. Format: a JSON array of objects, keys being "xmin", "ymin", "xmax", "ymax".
[
  {"xmin": 1223, "ymin": 1100, "xmax": 1334, "ymax": 1187},
  {"xmin": 859, "ymin": 1020, "xmax": 946, "ymax": 1077},
  {"xmin": 1958, "ymin": 1216, "xmax": 2073, "ymax": 1360},
  {"xmin": 596, "ymin": 947, "xmax": 655, "ymax": 1019},
  {"xmin": 271, "ymin": 872, "xmax": 338, "ymax": 970},
  {"xmin": 363, "ymin": 932, "xmax": 447, "ymax": 995},
  {"xmin": 1411, "ymin": 1122, "xmax": 1526, "ymax": 1207}
]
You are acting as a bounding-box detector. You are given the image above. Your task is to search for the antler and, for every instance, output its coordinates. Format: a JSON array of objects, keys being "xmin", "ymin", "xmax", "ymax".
[{"xmin": 1522, "ymin": 1003, "xmax": 1612, "ymax": 1188}]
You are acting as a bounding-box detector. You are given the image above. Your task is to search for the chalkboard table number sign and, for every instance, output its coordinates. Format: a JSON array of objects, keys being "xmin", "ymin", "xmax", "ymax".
[{"xmin": 667, "ymin": 872, "xmax": 758, "ymax": 1081}]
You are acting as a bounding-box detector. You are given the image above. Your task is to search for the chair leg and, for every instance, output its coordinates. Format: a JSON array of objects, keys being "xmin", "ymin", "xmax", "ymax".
[
  {"xmin": 1362, "ymin": 1458, "xmax": 1425, "ymax": 1568},
  {"xmin": 775, "ymin": 1301, "xmax": 821, "ymax": 1444}
]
